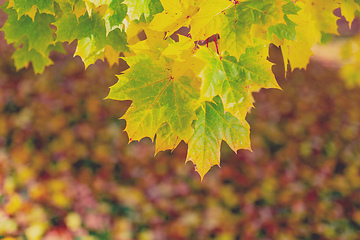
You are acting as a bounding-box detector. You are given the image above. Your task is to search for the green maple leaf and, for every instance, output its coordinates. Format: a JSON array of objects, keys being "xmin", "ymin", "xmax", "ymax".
[
  {"xmin": 54, "ymin": 3, "xmax": 129, "ymax": 67},
  {"xmin": 236, "ymin": 44, "xmax": 280, "ymax": 89},
  {"xmin": 106, "ymin": 28, "xmax": 129, "ymax": 52},
  {"xmin": 53, "ymin": 2, "xmax": 79, "ymax": 42},
  {"xmin": 1, "ymin": 3, "xmax": 61, "ymax": 73},
  {"xmin": 196, "ymin": 47, "xmax": 252, "ymax": 120},
  {"xmin": 11, "ymin": 0, "xmax": 55, "ymax": 16},
  {"xmin": 187, "ymin": 96, "xmax": 251, "ymax": 180},
  {"xmin": 196, "ymin": 44, "xmax": 279, "ymax": 120},
  {"xmin": 106, "ymin": 55, "xmax": 200, "ymax": 142},
  {"xmin": 219, "ymin": 0, "xmax": 283, "ymax": 57},
  {"xmin": 105, "ymin": 0, "xmax": 127, "ymax": 32},
  {"xmin": 1, "ymin": 6, "xmax": 55, "ymax": 54},
  {"xmin": 71, "ymin": 12, "xmax": 108, "ymax": 66},
  {"xmin": 12, "ymin": 40, "xmax": 65, "ymax": 73}
]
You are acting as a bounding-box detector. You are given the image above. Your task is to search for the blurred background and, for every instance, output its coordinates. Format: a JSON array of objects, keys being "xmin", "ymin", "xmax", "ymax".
[{"xmin": 1, "ymin": 6, "xmax": 360, "ymax": 240}]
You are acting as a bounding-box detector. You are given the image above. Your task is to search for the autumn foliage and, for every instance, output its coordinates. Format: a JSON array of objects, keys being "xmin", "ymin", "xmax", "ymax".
[{"xmin": 2, "ymin": 0, "xmax": 360, "ymax": 177}]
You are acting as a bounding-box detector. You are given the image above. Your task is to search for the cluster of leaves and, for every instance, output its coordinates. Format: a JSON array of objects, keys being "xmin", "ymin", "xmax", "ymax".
[
  {"xmin": 1, "ymin": 0, "xmax": 360, "ymax": 177},
  {"xmin": 0, "ymin": 37, "xmax": 360, "ymax": 239}
]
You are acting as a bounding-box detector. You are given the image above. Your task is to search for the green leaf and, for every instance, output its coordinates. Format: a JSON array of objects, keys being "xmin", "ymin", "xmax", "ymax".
[
  {"xmin": 196, "ymin": 47, "xmax": 252, "ymax": 120},
  {"xmin": 106, "ymin": 28, "xmax": 129, "ymax": 53},
  {"xmin": 12, "ymin": 40, "xmax": 65, "ymax": 73},
  {"xmin": 237, "ymin": 44, "xmax": 280, "ymax": 89},
  {"xmin": 106, "ymin": 56, "xmax": 200, "ymax": 141},
  {"xmin": 1, "ymin": 7, "xmax": 55, "ymax": 54},
  {"xmin": 187, "ymin": 96, "xmax": 250, "ymax": 180},
  {"xmin": 73, "ymin": 12, "xmax": 107, "ymax": 66},
  {"xmin": 54, "ymin": 6, "xmax": 129, "ymax": 67},
  {"xmin": 196, "ymin": 45, "xmax": 279, "ymax": 120},
  {"xmin": 105, "ymin": 0, "xmax": 127, "ymax": 32},
  {"xmin": 53, "ymin": 2, "xmax": 79, "ymax": 42},
  {"xmin": 190, "ymin": 0, "xmax": 284, "ymax": 57},
  {"xmin": 219, "ymin": 0, "xmax": 283, "ymax": 57}
]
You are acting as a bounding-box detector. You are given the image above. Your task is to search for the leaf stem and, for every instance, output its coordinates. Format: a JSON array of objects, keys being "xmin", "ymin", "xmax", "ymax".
[{"xmin": 213, "ymin": 35, "xmax": 219, "ymax": 55}]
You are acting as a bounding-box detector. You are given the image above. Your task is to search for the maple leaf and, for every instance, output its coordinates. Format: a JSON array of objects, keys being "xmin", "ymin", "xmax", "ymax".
[
  {"xmin": 221, "ymin": 0, "xmax": 284, "ymax": 57},
  {"xmin": 12, "ymin": 41, "xmax": 65, "ymax": 74},
  {"xmin": 190, "ymin": 0, "xmax": 284, "ymax": 57},
  {"xmin": 54, "ymin": 3, "xmax": 129, "ymax": 67},
  {"xmin": 0, "ymin": 3, "xmax": 64, "ymax": 73},
  {"xmin": 196, "ymin": 44, "xmax": 280, "ymax": 120},
  {"xmin": 103, "ymin": 0, "xmax": 128, "ymax": 34},
  {"xmin": 296, "ymin": 0, "xmax": 340, "ymax": 35},
  {"xmin": 149, "ymin": 0, "xmax": 199, "ymax": 37},
  {"xmin": 273, "ymin": 0, "xmax": 342, "ymax": 69},
  {"xmin": 187, "ymin": 96, "xmax": 251, "ymax": 180},
  {"xmin": 106, "ymin": 55, "xmax": 201, "ymax": 142},
  {"xmin": 1, "ymin": 6, "xmax": 55, "ymax": 54},
  {"xmin": 278, "ymin": 5, "xmax": 321, "ymax": 69},
  {"xmin": 189, "ymin": 0, "xmax": 233, "ymax": 41}
]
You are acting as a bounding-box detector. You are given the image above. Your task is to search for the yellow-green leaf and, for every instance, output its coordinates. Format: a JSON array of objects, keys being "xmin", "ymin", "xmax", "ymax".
[
  {"xmin": 187, "ymin": 96, "xmax": 250, "ymax": 180},
  {"xmin": 106, "ymin": 56, "xmax": 200, "ymax": 141}
]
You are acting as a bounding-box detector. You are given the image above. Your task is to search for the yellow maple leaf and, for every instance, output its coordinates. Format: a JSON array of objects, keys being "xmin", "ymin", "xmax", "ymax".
[{"xmin": 149, "ymin": 0, "xmax": 199, "ymax": 37}]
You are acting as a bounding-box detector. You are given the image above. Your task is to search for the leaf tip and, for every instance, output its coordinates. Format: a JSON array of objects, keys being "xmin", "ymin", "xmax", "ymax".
[{"xmin": 195, "ymin": 168, "xmax": 205, "ymax": 182}]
